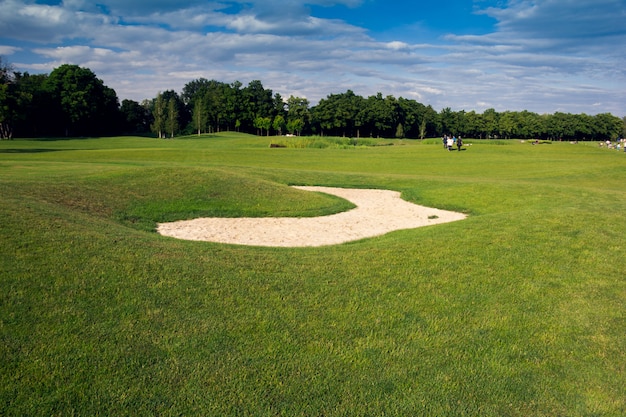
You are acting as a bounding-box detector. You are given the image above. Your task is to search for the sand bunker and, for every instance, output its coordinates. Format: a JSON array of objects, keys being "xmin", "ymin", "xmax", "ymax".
[{"xmin": 157, "ymin": 186, "xmax": 466, "ymax": 247}]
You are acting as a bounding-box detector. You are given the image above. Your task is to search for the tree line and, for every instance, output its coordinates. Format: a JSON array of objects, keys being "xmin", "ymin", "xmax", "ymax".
[{"xmin": 2, "ymin": 58, "xmax": 624, "ymax": 140}]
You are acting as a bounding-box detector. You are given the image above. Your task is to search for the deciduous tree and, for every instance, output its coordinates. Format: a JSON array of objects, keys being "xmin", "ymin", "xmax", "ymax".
[
  {"xmin": 272, "ymin": 115, "xmax": 285, "ymax": 136},
  {"xmin": 0, "ymin": 57, "xmax": 23, "ymax": 139},
  {"xmin": 287, "ymin": 118, "xmax": 304, "ymax": 136},
  {"xmin": 166, "ymin": 98, "xmax": 179, "ymax": 138},
  {"xmin": 151, "ymin": 92, "xmax": 166, "ymax": 138},
  {"xmin": 192, "ymin": 97, "xmax": 208, "ymax": 135},
  {"xmin": 120, "ymin": 99, "xmax": 150, "ymax": 134},
  {"xmin": 45, "ymin": 64, "xmax": 119, "ymax": 136}
]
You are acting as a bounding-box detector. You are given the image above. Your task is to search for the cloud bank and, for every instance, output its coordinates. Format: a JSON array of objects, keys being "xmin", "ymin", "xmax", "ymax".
[{"xmin": 1, "ymin": 0, "xmax": 624, "ymax": 115}]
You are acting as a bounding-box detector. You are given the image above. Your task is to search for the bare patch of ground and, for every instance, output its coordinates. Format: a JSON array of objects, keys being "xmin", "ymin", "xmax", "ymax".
[{"xmin": 157, "ymin": 186, "xmax": 466, "ymax": 247}]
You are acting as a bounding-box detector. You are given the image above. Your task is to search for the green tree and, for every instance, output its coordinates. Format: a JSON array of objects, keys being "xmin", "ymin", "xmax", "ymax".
[
  {"xmin": 230, "ymin": 81, "xmax": 244, "ymax": 132},
  {"xmin": 593, "ymin": 113, "xmax": 623, "ymax": 140},
  {"xmin": 287, "ymin": 118, "xmax": 305, "ymax": 136},
  {"xmin": 359, "ymin": 93, "xmax": 395, "ymax": 138},
  {"xmin": 11, "ymin": 72, "xmax": 50, "ymax": 137},
  {"xmin": 498, "ymin": 111, "xmax": 517, "ymax": 139},
  {"xmin": 161, "ymin": 90, "xmax": 187, "ymax": 134},
  {"xmin": 482, "ymin": 108, "xmax": 499, "ymax": 138},
  {"xmin": 221, "ymin": 82, "xmax": 238, "ymax": 131},
  {"xmin": 272, "ymin": 114, "xmax": 285, "ymax": 136},
  {"xmin": 273, "ymin": 93, "xmax": 286, "ymax": 118},
  {"xmin": 287, "ymin": 96, "xmax": 310, "ymax": 134},
  {"xmin": 242, "ymin": 80, "xmax": 273, "ymax": 133},
  {"xmin": 192, "ymin": 97, "xmax": 208, "ymax": 135},
  {"xmin": 120, "ymin": 99, "xmax": 150, "ymax": 134},
  {"xmin": 311, "ymin": 96, "xmax": 334, "ymax": 136},
  {"xmin": 395, "ymin": 122, "xmax": 404, "ymax": 139},
  {"xmin": 45, "ymin": 64, "xmax": 119, "ymax": 136},
  {"xmin": 313, "ymin": 90, "xmax": 363, "ymax": 137},
  {"xmin": 464, "ymin": 111, "xmax": 484, "ymax": 138},
  {"xmin": 396, "ymin": 97, "xmax": 433, "ymax": 138},
  {"xmin": 545, "ymin": 112, "xmax": 572, "ymax": 140},
  {"xmin": 151, "ymin": 92, "xmax": 166, "ymax": 138},
  {"xmin": 253, "ymin": 116, "xmax": 271, "ymax": 136},
  {"xmin": 439, "ymin": 107, "xmax": 455, "ymax": 135},
  {"xmin": 0, "ymin": 57, "xmax": 28, "ymax": 139},
  {"xmin": 419, "ymin": 118, "xmax": 427, "ymax": 139},
  {"xmin": 166, "ymin": 98, "xmax": 179, "ymax": 138},
  {"xmin": 518, "ymin": 110, "xmax": 543, "ymax": 139},
  {"xmin": 455, "ymin": 110, "xmax": 467, "ymax": 137},
  {"xmin": 204, "ymin": 81, "xmax": 227, "ymax": 132},
  {"xmin": 376, "ymin": 94, "xmax": 397, "ymax": 137},
  {"xmin": 573, "ymin": 113, "xmax": 593, "ymax": 140}
]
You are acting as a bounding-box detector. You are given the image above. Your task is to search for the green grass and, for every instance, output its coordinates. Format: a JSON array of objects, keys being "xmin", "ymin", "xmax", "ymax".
[
  {"xmin": 269, "ymin": 135, "xmax": 394, "ymax": 148},
  {"xmin": 1, "ymin": 133, "xmax": 625, "ymax": 416}
]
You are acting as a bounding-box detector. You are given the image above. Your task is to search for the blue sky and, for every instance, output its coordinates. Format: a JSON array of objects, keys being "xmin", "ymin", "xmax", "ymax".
[{"xmin": 1, "ymin": 0, "xmax": 625, "ymax": 115}]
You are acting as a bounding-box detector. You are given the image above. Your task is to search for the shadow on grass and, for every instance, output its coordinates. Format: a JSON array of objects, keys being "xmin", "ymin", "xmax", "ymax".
[
  {"xmin": 10, "ymin": 134, "xmax": 153, "ymax": 142},
  {"xmin": 0, "ymin": 148, "xmax": 72, "ymax": 154}
]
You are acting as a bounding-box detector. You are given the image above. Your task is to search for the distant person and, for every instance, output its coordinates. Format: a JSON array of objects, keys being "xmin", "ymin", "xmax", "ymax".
[
  {"xmin": 447, "ymin": 136, "xmax": 454, "ymax": 151},
  {"xmin": 457, "ymin": 136, "xmax": 463, "ymax": 151}
]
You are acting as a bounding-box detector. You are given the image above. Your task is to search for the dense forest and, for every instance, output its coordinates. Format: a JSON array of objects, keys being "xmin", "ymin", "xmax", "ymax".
[{"xmin": 1, "ymin": 59, "xmax": 624, "ymax": 140}]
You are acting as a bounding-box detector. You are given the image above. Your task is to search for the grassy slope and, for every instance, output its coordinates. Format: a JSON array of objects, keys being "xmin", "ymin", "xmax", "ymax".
[{"xmin": 1, "ymin": 134, "xmax": 625, "ymax": 416}]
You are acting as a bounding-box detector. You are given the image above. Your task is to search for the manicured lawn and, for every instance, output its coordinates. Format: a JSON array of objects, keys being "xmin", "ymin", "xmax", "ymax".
[{"xmin": 1, "ymin": 133, "xmax": 625, "ymax": 416}]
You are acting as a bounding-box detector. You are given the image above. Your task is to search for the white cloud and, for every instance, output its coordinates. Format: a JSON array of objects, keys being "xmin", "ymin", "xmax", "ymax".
[
  {"xmin": 0, "ymin": 0, "xmax": 116, "ymax": 43},
  {"xmin": 385, "ymin": 41, "xmax": 410, "ymax": 51},
  {"xmin": 0, "ymin": 45, "xmax": 21, "ymax": 55},
  {"xmin": 112, "ymin": 0, "xmax": 363, "ymax": 13},
  {"xmin": 480, "ymin": 0, "xmax": 626, "ymax": 51},
  {"xmin": 0, "ymin": 1, "xmax": 72, "ymax": 42},
  {"xmin": 1, "ymin": 0, "xmax": 624, "ymax": 116}
]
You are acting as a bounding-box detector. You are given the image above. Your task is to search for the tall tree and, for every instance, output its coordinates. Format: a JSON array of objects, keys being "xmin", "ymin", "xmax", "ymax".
[
  {"xmin": 439, "ymin": 107, "xmax": 456, "ymax": 136},
  {"xmin": 395, "ymin": 122, "xmax": 404, "ymax": 139},
  {"xmin": 45, "ymin": 64, "xmax": 119, "ymax": 136},
  {"xmin": 242, "ymin": 80, "xmax": 273, "ymax": 133},
  {"xmin": 120, "ymin": 99, "xmax": 150, "ymax": 134},
  {"xmin": 419, "ymin": 119, "xmax": 427, "ymax": 140},
  {"xmin": 464, "ymin": 111, "xmax": 484, "ymax": 139},
  {"xmin": 192, "ymin": 97, "xmax": 208, "ymax": 135},
  {"xmin": 593, "ymin": 113, "xmax": 623, "ymax": 140},
  {"xmin": 396, "ymin": 98, "xmax": 436, "ymax": 139},
  {"xmin": 166, "ymin": 98, "xmax": 179, "ymax": 138},
  {"xmin": 151, "ymin": 92, "xmax": 166, "ymax": 138},
  {"xmin": 313, "ymin": 90, "xmax": 363, "ymax": 137},
  {"xmin": 272, "ymin": 114, "xmax": 285, "ymax": 136},
  {"xmin": 161, "ymin": 90, "xmax": 187, "ymax": 134},
  {"xmin": 12, "ymin": 72, "xmax": 50, "ymax": 137},
  {"xmin": 369, "ymin": 93, "xmax": 396, "ymax": 137},
  {"xmin": 0, "ymin": 57, "xmax": 24, "ymax": 139},
  {"xmin": 482, "ymin": 108, "xmax": 499, "ymax": 138},
  {"xmin": 273, "ymin": 93, "xmax": 286, "ymax": 118},
  {"xmin": 498, "ymin": 111, "xmax": 517, "ymax": 139},
  {"xmin": 286, "ymin": 96, "xmax": 310, "ymax": 134},
  {"xmin": 253, "ymin": 116, "xmax": 271, "ymax": 136},
  {"xmin": 287, "ymin": 118, "xmax": 305, "ymax": 136}
]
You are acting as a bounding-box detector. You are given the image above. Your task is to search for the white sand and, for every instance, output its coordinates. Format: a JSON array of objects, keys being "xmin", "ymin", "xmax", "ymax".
[{"xmin": 156, "ymin": 186, "xmax": 467, "ymax": 247}]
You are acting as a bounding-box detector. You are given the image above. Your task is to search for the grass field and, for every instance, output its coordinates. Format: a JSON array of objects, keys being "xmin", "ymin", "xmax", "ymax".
[{"xmin": 1, "ymin": 133, "xmax": 625, "ymax": 416}]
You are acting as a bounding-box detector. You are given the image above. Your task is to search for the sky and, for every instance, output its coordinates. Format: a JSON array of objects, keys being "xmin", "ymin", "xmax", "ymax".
[{"xmin": 1, "ymin": 0, "xmax": 625, "ymax": 115}]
